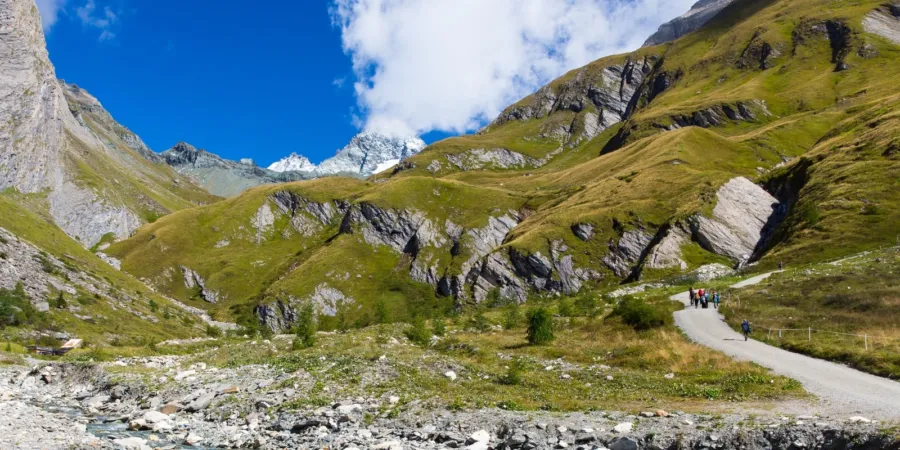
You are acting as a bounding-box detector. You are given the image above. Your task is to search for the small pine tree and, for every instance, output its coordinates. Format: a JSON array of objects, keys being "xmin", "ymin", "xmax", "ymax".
[
  {"xmin": 503, "ymin": 303, "xmax": 523, "ymax": 329},
  {"xmin": 469, "ymin": 308, "xmax": 491, "ymax": 332},
  {"xmin": 557, "ymin": 298, "xmax": 574, "ymax": 317},
  {"xmin": 499, "ymin": 358, "xmax": 525, "ymax": 385},
  {"xmin": 404, "ymin": 316, "xmax": 431, "ymax": 346},
  {"xmin": 374, "ymin": 298, "xmax": 390, "ymax": 324},
  {"xmin": 432, "ymin": 317, "xmax": 446, "ymax": 337},
  {"xmin": 293, "ymin": 302, "xmax": 317, "ymax": 349},
  {"xmin": 54, "ymin": 292, "xmax": 67, "ymax": 310},
  {"xmin": 575, "ymin": 294, "xmax": 599, "ymax": 319},
  {"xmin": 205, "ymin": 324, "xmax": 222, "ymax": 338},
  {"xmin": 526, "ymin": 307, "xmax": 554, "ymax": 345},
  {"xmin": 148, "ymin": 299, "xmax": 158, "ymax": 313},
  {"xmin": 163, "ymin": 308, "xmax": 171, "ymax": 320}
]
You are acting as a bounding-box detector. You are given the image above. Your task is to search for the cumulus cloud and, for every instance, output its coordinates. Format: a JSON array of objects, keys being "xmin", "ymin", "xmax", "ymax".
[
  {"xmin": 35, "ymin": 0, "xmax": 67, "ymax": 33},
  {"xmin": 75, "ymin": 0, "xmax": 119, "ymax": 41},
  {"xmin": 331, "ymin": 0, "xmax": 696, "ymax": 136}
]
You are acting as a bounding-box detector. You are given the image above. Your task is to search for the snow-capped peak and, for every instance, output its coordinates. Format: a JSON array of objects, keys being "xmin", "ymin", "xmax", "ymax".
[
  {"xmin": 267, "ymin": 153, "xmax": 317, "ymax": 172},
  {"xmin": 316, "ymin": 132, "xmax": 426, "ymax": 175}
]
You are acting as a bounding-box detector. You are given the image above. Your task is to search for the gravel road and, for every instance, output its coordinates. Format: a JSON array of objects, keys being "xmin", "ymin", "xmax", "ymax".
[{"xmin": 671, "ymin": 273, "xmax": 900, "ymax": 421}]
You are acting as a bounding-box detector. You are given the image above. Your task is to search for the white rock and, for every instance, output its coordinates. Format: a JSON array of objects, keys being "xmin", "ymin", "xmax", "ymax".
[
  {"xmin": 444, "ymin": 370, "xmax": 457, "ymax": 381},
  {"xmin": 337, "ymin": 404, "xmax": 363, "ymax": 414},
  {"xmin": 557, "ymin": 426, "xmax": 568, "ymax": 433},
  {"xmin": 372, "ymin": 441, "xmax": 403, "ymax": 450},
  {"xmin": 470, "ymin": 429, "xmax": 490, "ymax": 443},
  {"xmin": 613, "ymin": 422, "xmax": 633, "ymax": 433},
  {"xmin": 606, "ymin": 375, "xmax": 614, "ymax": 381},
  {"xmin": 113, "ymin": 437, "xmax": 150, "ymax": 449},
  {"xmin": 143, "ymin": 410, "xmax": 169, "ymax": 424},
  {"xmin": 848, "ymin": 416, "xmax": 871, "ymax": 423},
  {"xmin": 184, "ymin": 433, "xmax": 204, "ymax": 445},
  {"xmin": 174, "ymin": 370, "xmax": 196, "ymax": 381},
  {"xmin": 388, "ymin": 395, "xmax": 400, "ymax": 405},
  {"xmin": 664, "ymin": 373, "xmax": 675, "ymax": 379}
]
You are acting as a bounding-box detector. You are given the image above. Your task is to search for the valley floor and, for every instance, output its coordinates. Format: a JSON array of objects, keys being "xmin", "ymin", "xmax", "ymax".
[{"xmin": 0, "ymin": 358, "xmax": 897, "ymax": 450}]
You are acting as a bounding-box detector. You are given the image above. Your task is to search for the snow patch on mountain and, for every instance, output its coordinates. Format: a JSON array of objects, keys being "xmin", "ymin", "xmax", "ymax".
[
  {"xmin": 267, "ymin": 153, "xmax": 316, "ymax": 172},
  {"xmin": 374, "ymin": 159, "xmax": 401, "ymax": 174}
]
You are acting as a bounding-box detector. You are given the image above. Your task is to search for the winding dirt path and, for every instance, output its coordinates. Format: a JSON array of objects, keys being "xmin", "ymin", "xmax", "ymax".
[{"xmin": 670, "ymin": 273, "xmax": 900, "ymax": 420}]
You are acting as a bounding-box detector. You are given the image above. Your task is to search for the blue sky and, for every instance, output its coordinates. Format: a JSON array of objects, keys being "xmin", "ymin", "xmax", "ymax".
[
  {"xmin": 39, "ymin": 0, "xmax": 693, "ymax": 166},
  {"xmin": 44, "ymin": 0, "xmax": 377, "ymax": 165}
]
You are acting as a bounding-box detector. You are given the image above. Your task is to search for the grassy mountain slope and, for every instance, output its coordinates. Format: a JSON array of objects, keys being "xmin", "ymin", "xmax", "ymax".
[
  {"xmin": 108, "ymin": 0, "xmax": 900, "ymax": 330},
  {"xmin": 0, "ymin": 191, "xmax": 206, "ymax": 344}
]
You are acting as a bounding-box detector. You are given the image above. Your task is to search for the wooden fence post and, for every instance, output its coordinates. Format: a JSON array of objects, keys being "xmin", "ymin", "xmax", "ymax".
[
  {"xmin": 808, "ymin": 328, "xmax": 811, "ymax": 341},
  {"xmin": 864, "ymin": 334, "xmax": 868, "ymax": 351}
]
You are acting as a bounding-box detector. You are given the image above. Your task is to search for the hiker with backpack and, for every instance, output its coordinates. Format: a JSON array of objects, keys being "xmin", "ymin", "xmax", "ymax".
[
  {"xmin": 713, "ymin": 291, "xmax": 720, "ymax": 309},
  {"xmin": 697, "ymin": 288, "xmax": 704, "ymax": 309},
  {"xmin": 689, "ymin": 287, "xmax": 696, "ymax": 307},
  {"xmin": 741, "ymin": 319, "xmax": 752, "ymax": 341}
]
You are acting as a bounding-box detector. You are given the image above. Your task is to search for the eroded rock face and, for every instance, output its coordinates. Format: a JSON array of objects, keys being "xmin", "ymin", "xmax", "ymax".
[
  {"xmin": 181, "ymin": 266, "xmax": 219, "ymax": 303},
  {"xmin": 571, "ymin": 223, "xmax": 595, "ymax": 241},
  {"xmin": 601, "ymin": 230, "xmax": 654, "ymax": 278},
  {"xmin": 0, "ymin": 0, "xmax": 153, "ymax": 247},
  {"xmin": 691, "ymin": 177, "xmax": 780, "ymax": 264},
  {"xmin": 645, "ymin": 226, "xmax": 690, "ymax": 270},
  {"xmin": 255, "ymin": 283, "xmax": 354, "ymax": 332},
  {"xmin": 863, "ymin": 4, "xmax": 900, "ymax": 45},
  {"xmin": 487, "ymin": 57, "xmax": 655, "ymax": 146},
  {"xmin": 643, "ymin": 0, "xmax": 736, "ymax": 47}
]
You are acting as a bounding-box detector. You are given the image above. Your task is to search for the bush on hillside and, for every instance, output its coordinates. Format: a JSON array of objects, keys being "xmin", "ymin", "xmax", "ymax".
[
  {"xmin": 612, "ymin": 296, "xmax": 670, "ymax": 331},
  {"xmin": 503, "ymin": 303, "xmax": 523, "ymax": 329},
  {"xmin": 405, "ymin": 316, "xmax": 431, "ymax": 346},
  {"xmin": 293, "ymin": 302, "xmax": 317, "ymax": 349},
  {"xmin": 526, "ymin": 307, "xmax": 554, "ymax": 345}
]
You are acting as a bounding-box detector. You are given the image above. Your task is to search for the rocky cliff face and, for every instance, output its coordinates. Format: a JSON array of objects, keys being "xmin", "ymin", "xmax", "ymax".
[
  {"xmin": 643, "ymin": 0, "xmax": 736, "ymax": 47},
  {"xmin": 0, "ymin": 0, "xmax": 149, "ymax": 247}
]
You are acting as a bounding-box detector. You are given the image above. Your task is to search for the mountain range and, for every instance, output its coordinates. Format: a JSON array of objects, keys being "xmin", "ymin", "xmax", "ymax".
[{"xmin": 0, "ymin": 0, "xmax": 898, "ymax": 341}]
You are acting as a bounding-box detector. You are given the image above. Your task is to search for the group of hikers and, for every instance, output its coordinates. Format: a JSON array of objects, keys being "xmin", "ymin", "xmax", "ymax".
[
  {"xmin": 688, "ymin": 286, "xmax": 753, "ymax": 340},
  {"xmin": 688, "ymin": 287, "xmax": 720, "ymax": 309}
]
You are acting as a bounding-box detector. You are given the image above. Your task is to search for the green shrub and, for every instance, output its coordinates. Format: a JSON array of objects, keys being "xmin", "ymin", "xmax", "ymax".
[
  {"xmin": 432, "ymin": 317, "xmax": 446, "ymax": 337},
  {"xmin": 405, "ymin": 316, "xmax": 431, "ymax": 346},
  {"xmin": 800, "ymin": 202, "xmax": 820, "ymax": 226},
  {"xmin": 54, "ymin": 292, "xmax": 67, "ymax": 310},
  {"xmin": 526, "ymin": 308, "xmax": 554, "ymax": 345},
  {"xmin": 503, "ymin": 303, "xmax": 523, "ymax": 329},
  {"xmin": 374, "ymin": 298, "xmax": 390, "ymax": 324},
  {"xmin": 468, "ymin": 308, "xmax": 492, "ymax": 332},
  {"xmin": 557, "ymin": 298, "xmax": 574, "ymax": 317},
  {"xmin": 205, "ymin": 324, "xmax": 222, "ymax": 338},
  {"xmin": 499, "ymin": 358, "xmax": 525, "ymax": 385},
  {"xmin": 292, "ymin": 302, "xmax": 317, "ymax": 349},
  {"xmin": 0, "ymin": 283, "xmax": 42, "ymax": 328},
  {"xmin": 148, "ymin": 299, "xmax": 158, "ymax": 313},
  {"xmin": 612, "ymin": 296, "xmax": 670, "ymax": 331},
  {"xmin": 575, "ymin": 294, "xmax": 600, "ymax": 319}
]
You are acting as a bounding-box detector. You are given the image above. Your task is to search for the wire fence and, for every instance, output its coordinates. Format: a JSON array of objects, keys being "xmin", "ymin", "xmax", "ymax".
[
  {"xmin": 760, "ymin": 327, "xmax": 877, "ymax": 351},
  {"xmin": 724, "ymin": 244, "xmax": 900, "ymax": 352}
]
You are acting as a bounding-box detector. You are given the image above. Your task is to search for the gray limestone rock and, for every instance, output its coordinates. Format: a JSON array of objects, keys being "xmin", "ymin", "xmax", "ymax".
[
  {"xmin": 691, "ymin": 177, "xmax": 780, "ymax": 264},
  {"xmin": 181, "ymin": 266, "xmax": 219, "ymax": 303},
  {"xmin": 863, "ymin": 4, "xmax": 900, "ymax": 45},
  {"xmin": 571, "ymin": 223, "xmax": 595, "ymax": 241},
  {"xmin": 602, "ymin": 230, "xmax": 654, "ymax": 278}
]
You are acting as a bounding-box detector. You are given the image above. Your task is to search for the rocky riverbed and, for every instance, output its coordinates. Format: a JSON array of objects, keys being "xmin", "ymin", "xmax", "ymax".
[{"xmin": 1, "ymin": 358, "xmax": 897, "ymax": 450}]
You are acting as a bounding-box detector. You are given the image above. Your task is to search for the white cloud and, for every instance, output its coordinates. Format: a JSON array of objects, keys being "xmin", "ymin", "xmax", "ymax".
[
  {"xmin": 75, "ymin": 0, "xmax": 119, "ymax": 41},
  {"xmin": 331, "ymin": 0, "xmax": 696, "ymax": 137},
  {"xmin": 35, "ymin": 0, "xmax": 67, "ymax": 33}
]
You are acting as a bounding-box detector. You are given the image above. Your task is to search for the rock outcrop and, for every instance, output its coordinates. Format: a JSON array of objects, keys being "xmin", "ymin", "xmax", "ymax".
[
  {"xmin": 488, "ymin": 56, "xmax": 656, "ymax": 147},
  {"xmin": 643, "ymin": 0, "xmax": 736, "ymax": 47},
  {"xmin": 863, "ymin": 3, "xmax": 900, "ymax": 45},
  {"xmin": 689, "ymin": 177, "xmax": 780, "ymax": 264},
  {"xmin": 181, "ymin": 266, "xmax": 219, "ymax": 303}
]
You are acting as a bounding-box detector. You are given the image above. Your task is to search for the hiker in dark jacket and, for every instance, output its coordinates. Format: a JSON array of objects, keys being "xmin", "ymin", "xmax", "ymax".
[
  {"xmin": 741, "ymin": 319, "xmax": 752, "ymax": 341},
  {"xmin": 689, "ymin": 287, "xmax": 696, "ymax": 307}
]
